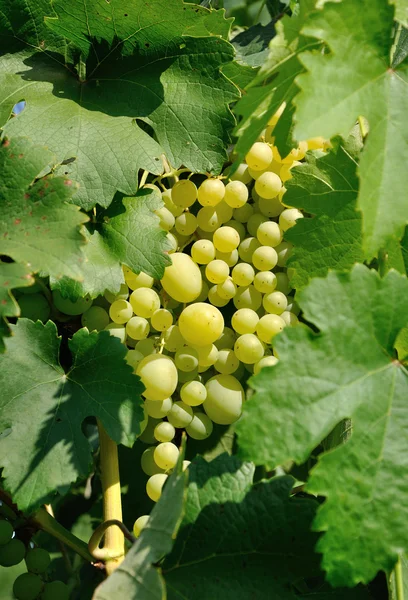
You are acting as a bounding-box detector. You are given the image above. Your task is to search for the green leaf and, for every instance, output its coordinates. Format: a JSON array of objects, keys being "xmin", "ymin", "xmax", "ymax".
[
  {"xmin": 0, "ymin": 0, "xmax": 238, "ymax": 210},
  {"xmin": 391, "ymin": 0, "xmax": 408, "ymax": 25},
  {"xmin": 0, "ymin": 320, "xmax": 144, "ymax": 513},
  {"xmin": 389, "ymin": 556, "xmax": 408, "ymax": 599},
  {"xmin": 231, "ymin": 22, "xmax": 276, "ymax": 68},
  {"xmin": 0, "ymin": 261, "xmax": 34, "ymax": 350},
  {"xmin": 284, "ymin": 135, "xmax": 363, "ymax": 289},
  {"xmin": 236, "ymin": 265, "xmax": 408, "ymax": 586},
  {"xmin": 163, "ymin": 455, "xmax": 323, "ymax": 598},
  {"xmin": 395, "ymin": 327, "xmax": 408, "ymax": 362},
  {"xmin": 93, "ymin": 461, "xmax": 187, "ymax": 600},
  {"xmin": 0, "ymin": 137, "xmax": 88, "ymax": 280},
  {"xmin": 294, "ymin": 0, "xmax": 408, "ymax": 258}
]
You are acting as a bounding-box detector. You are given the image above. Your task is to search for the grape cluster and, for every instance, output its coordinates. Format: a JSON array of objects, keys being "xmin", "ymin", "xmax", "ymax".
[{"xmin": 0, "ymin": 517, "xmax": 69, "ymax": 600}]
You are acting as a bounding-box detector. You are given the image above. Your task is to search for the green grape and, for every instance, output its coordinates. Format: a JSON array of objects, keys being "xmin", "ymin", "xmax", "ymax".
[
  {"xmin": 254, "ymin": 355, "xmax": 279, "ymax": 374},
  {"xmin": 104, "ymin": 283, "xmax": 129, "ymax": 303},
  {"xmin": 275, "ymin": 272, "xmax": 292, "ymax": 295},
  {"xmin": 213, "ymin": 226, "xmax": 240, "ymax": 253},
  {"xmin": 162, "ymin": 188, "xmax": 184, "ymax": 217},
  {"xmin": 123, "ymin": 268, "xmax": 154, "ymax": 290},
  {"xmin": 125, "ymin": 350, "xmax": 144, "ymax": 372},
  {"xmin": 136, "ymin": 337, "xmax": 157, "ymax": 355},
  {"xmin": 286, "ymin": 298, "xmax": 300, "ymax": 316},
  {"xmin": 247, "ymin": 213, "xmax": 268, "ymax": 237},
  {"xmin": 104, "ymin": 323, "xmax": 126, "ymax": 343},
  {"xmin": 231, "ymin": 308, "xmax": 259, "ymax": 335},
  {"xmin": 180, "ymin": 380, "xmax": 207, "ymax": 406},
  {"xmin": 139, "ymin": 418, "xmax": 162, "ymax": 445},
  {"xmin": 214, "ymin": 248, "xmax": 239, "ymax": 268},
  {"xmin": 216, "ymin": 201, "xmax": 233, "ymax": 224},
  {"xmin": 163, "ymin": 325, "xmax": 185, "ymax": 352},
  {"xmin": 175, "ymin": 212, "xmax": 197, "ymax": 236},
  {"xmin": 234, "ymin": 333, "xmax": 264, "ymax": 364},
  {"xmin": 144, "ymin": 397, "xmax": 173, "ymax": 419},
  {"xmin": 196, "ymin": 344, "xmax": 219, "ymax": 368},
  {"xmin": 154, "ymin": 442, "xmax": 179, "ymax": 470},
  {"xmin": 245, "ymin": 142, "xmax": 273, "ymax": 171},
  {"xmin": 18, "ymin": 293, "xmax": 50, "ymax": 322},
  {"xmin": 258, "ymin": 196, "xmax": 284, "ymax": 218},
  {"xmin": 214, "ymin": 327, "xmax": 236, "ymax": 350},
  {"xmin": 233, "ymin": 203, "xmax": 254, "ymax": 224},
  {"xmin": 0, "ymin": 538, "xmax": 26, "ymax": 567},
  {"xmin": 125, "ymin": 316, "xmax": 149, "ymax": 340},
  {"xmin": 13, "ymin": 572, "xmax": 43, "ymax": 600},
  {"xmin": 275, "ymin": 241, "xmax": 293, "ymax": 267},
  {"xmin": 40, "ymin": 580, "xmax": 69, "ymax": 600},
  {"xmin": 155, "ymin": 206, "xmax": 175, "ymax": 231},
  {"xmin": 196, "ymin": 206, "xmax": 222, "ymax": 232},
  {"xmin": 214, "ymin": 348, "xmax": 240, "ymax": 375},
  {"xmin": 171, "ymin": 179, "xmax": 197, "ymax": 208},
  {"xmin": 0, "ymin": 520, "xmax": 13, "ymax": 545},
  {"xmin": 133, "ymin": 515, "xmax": 150, "ymax": 538},
  {"xmin": 233, "ymin": 285, "xmax": 262, "ymax": 311},
  {"xmin": 204, "ymin": 375, "xmax": 244, "ymax": 425},
  {"xmin": 151, "ymin": 308, "xmax": 173, "ymax": 332},
  {"xmin": 256, "ymin": 314, "xmax": 285, "ymax": 343},
  {"xmin": 247, "ymin": 165, "xmax": 268, "ymax": 180},
  {"xmin": 263, "ymin": 291, "xmax": 288, "ymax": 315},
  {"xmin": 161, "ymin": 253, "xmax": 202, "ymax": 303},
  {"xmin": 16, "ymin": 280, "xmax": 42, "ymax": 295},
  {"xmin": 186, "ymin": 412, "xmax": 213, "ymax": 440},
  {"xmin": 25, "ymin": 547, "xmax": 51, "ymax": 574},
  {"xmin": 178, "ymin": 303, "xmax": 224, "ymax": 347},
  {"xmin": 255, "ymin": 171, "xmax": 282, "ymax": 199},
  {"xmin": 191, "ymin": 240, "xmax": 215, "ymax": 264},
  {"xmin": 230, "ymin": 163, "xmax": 252, "ymax": 184},
  {"xmin": 167, "ymin": 401, "xmax": 194, "ymax": 428},
  {"xmin": 280, "ymin": 311, "xmax": 299, "ymax": 326},
  {"xmin": 279, "ymin": 207, "xmax": 303, "ymax": 231},
  {"xmin": 166, "ymin": 232, "xmax": 178, "ymax": 254},
  {"xmin": 154, "ymin": 421, "xmax": 175, "ymax": 443},
  {"xmin": 251, "ymin": 246, "xmax": 278, "ymax": 271},
  {"xmin": 217, "ymin": 277, "xmax": 236, "ymax": 300},
  {"xmin": 137, "ymin": 355, "xmax": 178, "ymax": 401},
  {"xmin": 81, "ymin": 306, "xmax": 109, "ymax": 331},
  {"xmin": 208, "ymin": 285, "xmax": 229, "ymax": 307},
  {"xmin": 178, "ymin": 367, "xmax": 199, "ymax": 383},
  {"xmin": 195, "ymin": 280, "xmax": 209, "ymax": 302},
  {"xmin": 197, "ymin": 179, "xmax": 225, "ymax": 207},
  {"xmin": 109, "ymin": 299, "xmax": 133, "ymax": 324},
  {"xmin": 231, "ymin": 263, "xmax": 255, "ymax": 287},
  {"xmin": 224, "ymin": 219, "xmax": 246, "ymax": 241},
  {"xmin": 205, "ymin": 260, "xmax": 229, "ymax": 284},
  {"xmin": 253, "ymin": 271, "xmax": 277, "ymax": 294},
  {"xmin": 238, "ymin": 237, "xmax": 260, "ymax": 263},
  {"xmin": 52, "ymin": 291, "xmax": 91, "ymax": 316},
  {"xmin": 129, "ymin": 288, "xmax": 160, "ymax": 319},
  {"xmin": 224, "ymin": 180, "xmax": 248, "ymax": 208},
  {"xmin": 175, "ymin": 347, "xmax": 199, "ymax": 372},
  {"xmin": 141, "ymin": 447, "xmax": 165, "ymax": 475},
  {"xmin": 146, "ymin": 473, "xmax": 168, "ymax": 502},
  {"xmin": 256, "ymin": 221, "xmax": 282, "ymax": 247}
]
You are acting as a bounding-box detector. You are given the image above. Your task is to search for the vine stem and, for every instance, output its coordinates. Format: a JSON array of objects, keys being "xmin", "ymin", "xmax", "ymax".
[
  {"xmin": 394, "ymin": 557, "xmax": 404, "ymax": 600},
  {"xmin": 88, "ymin": 520, "xmax": 135, "ymax": 560},
  {"xmin": 97, "ymin": 420, "xmax": 125, "ymax": 575}
]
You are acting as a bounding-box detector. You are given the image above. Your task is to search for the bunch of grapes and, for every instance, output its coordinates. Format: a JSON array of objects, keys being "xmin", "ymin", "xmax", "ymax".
[{"xmin": 0, "ymin": 516, "xmax": 69, "ymax": 600}]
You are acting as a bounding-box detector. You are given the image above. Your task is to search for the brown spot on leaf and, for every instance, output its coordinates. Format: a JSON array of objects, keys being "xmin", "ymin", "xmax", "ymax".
[
  {"xmin": 64, "ymin": 179, "xmax": 73, "ymax": 186},
  {"xmin": 14, "ymin": 218, "xmax": 21, "ymax": 225},
  {"xmin": 18, "ymin": 154, "xmax": 24, "ymax": 159},
  {"xmin": 41, "ymin": 216, "xmax": 47, "ymax": 221},
  {"xmin": 2, "ymin": 139, "xmax": 10, "ymax": 147}
]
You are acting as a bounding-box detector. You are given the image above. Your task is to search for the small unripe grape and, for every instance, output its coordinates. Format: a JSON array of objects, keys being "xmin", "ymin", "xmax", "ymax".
[
  {"xmin": 126, "ymin": 316, "xmax": 150, "ymax": 340},
  {"xmin": 0, "ymin": 538, "xmax": 26, "ymax": 566},
  {"xmin": 53, "ymin": 290, "xmax": 92, "ymax": 316},
  {"xmin": 109, "ymin": 299, "xmax": 133, "ymax": 324},
  {"xmin": 146, "ymin": 473, "xmax": 168, "ymax": 502},
  {"xmin": 144, "ymin": 397, "xmax": 173, "ymax": 419},
  {"xmin": 208, "ymin": 285, "xmax": 229, "ymax": 307},
  {"xmin": 175, "ymin": 212, "xmax": 197, "ymax": 236},
  {"xmin": 104, "ymin": 323, "xmax": 126, "ymax": 343},
  {"xmin": 233, "ymin": 285, "xmax": 262, "ymax": 311},
  {"xmin": 197, "ymin": 206, "xmax": 222, "ymax": 232},
  {"xmin": 233, "ymin": 203, "xmax": 254, "ymax": 224},
  {"xmin": 214, "ymin": 348, "xmax": 240, "ymax": 375},
  {"xmin": 238, "ymin": 237, "xmax": 260, "ymax": 263},
  {"xmin": 280, "ymin": 311, "xmax": 299, "ymax": 326},
  {"xmin": 123, "ymin": 269, "xmax": 154, "ymax": 290},
  {"xmin": 81, "ymin": 306, "xmax": 110, "ymax": 331},
  {"xmin": 167, "ymin": 401, "xmax": 194, "ymax": 428},
  {"xmin": 279, "ymin": 208, "xmax": 304, "ymax": 231},
  {"xmin": 41, "ymin": 581, "xmax": 69, "ymax": 600},
  {"xmin": 275, "ymin": 241, "xmax": 293, "ymax": 267},
  {"xmin": 25, "ymin": 547, "xmax": 51, "ymax": 574},
  {"xmin": 180, "ymin": 380, "xmax": 207, "ymax": 406},
  {"xmin": 19, "ymin": 293, "xmax": 50, "ymax": 322},
  {"xmin": 230, "ymin": 163, "xmax": 252, "ymax": 184},
  {"xmin": 141, "ymin": 447, "xmax": 165, "ymax": 476},
  {"xmin": 186, "ymin": 412, "xmax": 213, "ymax": 440},
  {"xmin": 217, "ymin": 277, "xmax": 237, "ymax": 300},
  {"xmin": 154, "ymin": 421, "xmax": 176, "ymax": 443},
  {"xmin": 0, "ymin": 520, "xmax": 13, "ymax": 545},
  {"xmin": 155, "ymin": 206, "xmax": 175, "ymax": 231},
  {"xmin": 163, "ymin": 325, "xmax": 185, "ymax": 352},
  {"xmin": 254, "ymin": 355, "xmax": 279, "ymax": 375},
  {"xmin": 133, "ymin": 515, "xmax": 150, "ymax": 538},
  {"xmin": 214, "ymin": 326, "xmax": 236, "ymax": 350},
  {"xmin": 175, "ymin": 347, "xmax": 199, "ymax": 372},
  {"xmin": 13, "ymin": 572, "xmax": 43, "ymax": 600},
  {"xmin": 215, "ymin": 248, "xmax": 239, "ymax": 268},
  {"xmin": 154, "ymin": 442, "xmax": 179, "ymax": 470}
]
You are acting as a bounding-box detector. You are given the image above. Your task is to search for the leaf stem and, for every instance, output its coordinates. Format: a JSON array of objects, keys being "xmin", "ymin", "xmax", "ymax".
[
  {"xmin": 378, "ymin": 249, "xmax": 388, "ymax": 277},
  {"xmin": 96, "ymin": 420, "xmax": 125, "ymax": 575},
  {"xmin": 357, "ymin": 116, "xmax": 368, "ymax": 139},
  {"xmin": 394, "ymin": 557, "xmax": 405, "ymax": 600},
  {"xmin": 139, "ymin": 170, "xmax": 150, "ymax": 188}
]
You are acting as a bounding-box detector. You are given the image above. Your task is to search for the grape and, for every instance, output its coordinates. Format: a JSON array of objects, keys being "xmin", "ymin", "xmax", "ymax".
[
  {"xmin": 175, "ymin": 347, "xmax": 199, "ymax": 372},
  {"xmin": 180, "ymin": 380, "xmax": 207, "ymax": 406},
  {"xmin": 104, "ymin": 323, "xmax": 126, "ymax": 343},
  {"xmin": 216, "ymin": 277, "xmax": 236, "ymax": 300},
  {"xmin": 280, "ymin": 161, "xmax": 301, "ymax": 183},
  {"xmin": 178, "ymin": 367, "xmax": 199, "ymax": 383},
  {"xmin": 81, "ymin": 306, "xmax": 110, "ymax": 331},
  {"xmin": 204, "ymin": 375, "xmax": 244, "ymax": 425},
  {"xmin": 214, "ymin": 348, "xmax": 240, "ymax": 375},
  {"xmin": 151, "ymin": 309, "xmax": 173, "ymax": 332},
  {"xmin": 231, "ymin": 263, "xmax": 255, "ymax": 287},
  {"xmin": 205, "ymin": 260, "xmax": 229, "ymax": 284},
  {"xmin": 258, "ymin": 196, "xmax": 284, "ymax": 218},
  {"xmin": 154, "ymin": 442, "xmax": 179, "ymax": 470},
  {"xmin": 141, "ymin": 447, "xmax": 165, "ymax": 475},
  {"xmin": 263, "ymin": 291, "xmax": 288, "ymax": 315},
  {"xmin": 136, "ymin": 337, "xmax": 157, "ymax": 355},
  {"xmin": 161, "ymin": 253, "xmax": 202, "ymax": 303},
  {"xmin": 123, "ymin": 269, "xmax": 154, "ymax": 290},
  {"xmin": 40, "ymin": 581, "xmax": 69, "ymax": 600},
  {"xmin": 186, "ymin": 412, "xmax": 213, "ymax": 440},
  {"xmin": 230, "ymin": 163, "xmax": 252, "ymax": 184},
  {"xmin": 52, "ymin": 291, "xmax": 91, "ymax": 316},
  {"xmin": 286, "ymin": 298, "xmax": 300, "ymax": 316},
  {"xmin": 279, "ymin": 208, "xmax": 304, "ymax": 231},
  {"xmin": 234, "ymin": 334, "xmax": 264, "ymax": 364},
  {"xmin": 166, "ymin": 232, "xmax": 178, "ymax": 254},
  {"xmin": 282, "ymin": 140, "xmax": 307, "ymax": 162},
  {"xmin": 275, "ymin": 272, "xmax": 292, "ymax": 295},
  {"xmin": 125, "ymin": 350, "xmax": 144, "ymax": 373},
  {"xmin": 125, "ymin": 316, "xmax": 150, "ymax": 340},
  {"xmin": 247, "ymin": 213, "xmax": 267, "ymax": 237},
  {"xmin": 13, "ymin": 572, "xmax": 43, "ymax": 600},
  {"xmin": 155, "ymin": 206, "xmax": 175, "ymax": 231},
  {"xmin": 214, "ymin": 327, "xmax": 236, "ymax": 350},
  {"xmin": 225, "ymin": 219, "xmax": 246, "ymax": 241},
  {"xmin": 280, "ymin": 311, "xmax": 299, "ymax": 326},
  {"xmin": 196, "ymin": 344, "xmax": 219, "ymax": 368},
  {"xmin": 254, "ymin": 355, "xmax": 279, "ymax": 374},
  {"xmin": 167, "ymin": 401, "xmax": 194, "ymax": 428},
  {"xmin": 104, "ymin": 283, "xmax": 129, "ymax": 303},
  {"xmin": 0, "ymin": 538, "xmax": 26, "ymax": 566},
  {"xmin": 163, "ymin": 325, "xmax": 185, "ymax": 352},
  {"xmin": 251, "ymin": 246, "xmax": 278, "ymax": 271},
  {"xmin": 196, "ymin": 206, "xmax": 222, "ymax": 232},
  {"xmin": 25, "ymin": 547, "xmax": 51, "ymax": 574},
  {"xmin": 214, "ymin": 248, "xmax": 239, "ymax": 268},
  {"xmin": 175, "ymin": 212, "xmax": 197, "ymax": 236},
  {"xmin": 137, "ymin": 355, "xmax": 178, "ymax": 401},
  {"xmin": 18, "ymin": 293, "xmax": 50, "ymax": 322},
  {"xmin": 233, "ymin": 285, "xmax": 262, "ymax": 311},
  {"xmin": 191, "ymin": 240, "xmax": 215, "ymax": 264},
  {"xmin": 231, "ymin": 308, "xmax": 259, "ymax": 335},
  {"xmin": 146, "ymin": 473, "xmax": 168, "ymax": 502},
  {"xmin": 216, "ymin": 201, "xmax": 233, "ymax": 223},
  {"xmin": 197, "ymin": 179, "xmax": 225, "ymax": 207},
  {"xmin": 196, "ymin": 280, "xmax": 209, "ymax": 302},
  {"xmin": 109, "ymin": 299, "xmax": 133, "ymax": 324},
  {"xmin": 208, "ymin": 285, "xmax": 229, "ymax": 308},
  {"xmin": 255, "ymin": 171, "xmax": 282, "ymax": 199},
  {"xmin": 256, "ymin": 221, "xmax": 282, "ymax": 247},
  {"xmin": 0, "ymin": 520, "xmax": 13, "ymax": 545},
  {"xmin": 154, "ymin": 421, "xmax": 175, "ymax": 443},
  {"xmin": 133, "ymin": 515, "xmax": 150, "ymax": 538},
  {"xmin": 256, "ymin": 314, "xmax": 285, "ymax": 343},
  {"xmin": 171, "ymin": 179, "xmax": 197, "ymax": 208},
  {"xmin": 224, "ymin": 180, "xmax": 248, "ymax": 208},
  {"xmin": 245, "ymin": 142, "xmax": 273, "ymax": 171},
  {"xmin": 238, "ymin": 237, "xmax": 260, "ymax": 263},
  {"xmin": 275, "ymin": 241, "xmax": 293, "ymax": 267},
  {"xmin": 139, "ymin": 418, "xmax": 162, "ymax": 445},
  {"xmin": 213, "ymin": 226, "xmax": 240, "ymax": 253},
  {"xmin": 162, "ymin": 189, "xmax": 184, "ymax": 217},
  {"xmin": 253, "ymin": 271, "xmax": 277, "ymax": 294},
  {"xmin": 144, "ymin": 397, "xmax": 173, "ymax": 419},
  {"xmin": 129, "ymin": 288, "xmax": 160, "ymax": 318},
  {"xmin": 233, "ymin": 203, "xmax": 254, "ymax": 224},
  {"xmin": 178, "ymin": 303, "xmax": 224, "ymax": 347}
]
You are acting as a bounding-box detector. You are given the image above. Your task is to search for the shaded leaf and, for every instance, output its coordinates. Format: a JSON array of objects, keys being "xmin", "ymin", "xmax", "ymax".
[{"xmin": 0, "ymin": 261, "xmax": 34, "ymax": 350}]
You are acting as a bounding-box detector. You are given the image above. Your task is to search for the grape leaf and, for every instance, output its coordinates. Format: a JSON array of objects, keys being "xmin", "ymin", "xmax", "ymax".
[
  {"xmin": 94, "ymin": 457, "xmax": 187, "ymax": 600},
  {"xmin": 0, "ymin": 137, "xmax": 88, "ymax": 280},
  {"xmin": 0, "ymin": 320, "xmax": 144, "ymax": 513},
  {"xmin": 163, "ymin": 455, "xmax": 323, "ymax": 598},
  {"xmin": 231, "ymin": 22, "xmax": 276, "ymax": 68},
  {"xmin": 0, "ymin": 0, "xmax": 238, "ymax": 210},
  {"xmin": 0, "ymin": 261, "xmax": 34, "ymax": 351},
  {"xmin": 236, "ymin": 265, "xmax": 408, "ymax": 586},
  {"xmin": 284, "ymin": 135, "xmax": 363, "ymax": 289},
  {"xmin": 391, "ymin": 0, "xmax": 408, "ymax": 25},
  {"xmin": 294, "ymin": 0, "xmax": 408, "ymax": 258}
]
